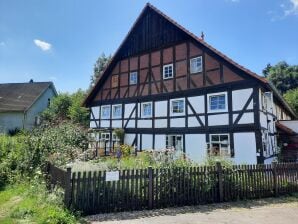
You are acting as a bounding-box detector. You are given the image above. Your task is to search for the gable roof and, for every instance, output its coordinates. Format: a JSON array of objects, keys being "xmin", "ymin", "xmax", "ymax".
[
  {"xmin": 84, "ymin": 3, "xmax": 296, "ymax": 118},
  {"xmin": 0, "ymin": 82, "xmax": 57, "ymax": 113}
]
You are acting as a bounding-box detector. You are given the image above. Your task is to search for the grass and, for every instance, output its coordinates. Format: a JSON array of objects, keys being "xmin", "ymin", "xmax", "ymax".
[{"xmin": 0, "ymin": 181, "xmax": 84, "ymax": 224}]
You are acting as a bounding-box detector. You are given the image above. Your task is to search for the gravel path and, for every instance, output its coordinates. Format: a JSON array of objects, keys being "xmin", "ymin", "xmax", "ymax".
[{"xmin": 86, "ymin": 196, "xmax": 298, "ymax": 224}]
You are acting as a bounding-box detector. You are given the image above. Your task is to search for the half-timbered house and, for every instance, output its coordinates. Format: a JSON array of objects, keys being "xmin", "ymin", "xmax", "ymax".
[{"xmin": 84, "ymin": 3, "xmax": 296, "ymax": 164}]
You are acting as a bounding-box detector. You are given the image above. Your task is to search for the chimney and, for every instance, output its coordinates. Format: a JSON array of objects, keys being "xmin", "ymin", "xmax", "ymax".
[
  {"xmin": 29, "ymin": 79, "xmax": 34, "ymax": 83},
  {"xmin": 201, "ymin": 31, "xmax": 205, "ymax": 41}
]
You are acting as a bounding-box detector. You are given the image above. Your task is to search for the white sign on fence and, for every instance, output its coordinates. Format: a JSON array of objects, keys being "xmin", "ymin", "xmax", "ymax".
[{"xmin": 105, "ymin": 171, "xmax": 120, "ymax": 181}]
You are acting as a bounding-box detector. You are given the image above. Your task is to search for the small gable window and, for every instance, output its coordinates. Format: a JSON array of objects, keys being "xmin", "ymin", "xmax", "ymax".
[
  {"xmin": 190, "ymin": 56, "xmax": 203, "ymax": 74},
  {"xmin": 130, "ymin": 72, "xmax": 138, "ymax": 85},
  {"xmin": 163, "ymin": 64, "xmax": 173, "ymax": 79}
]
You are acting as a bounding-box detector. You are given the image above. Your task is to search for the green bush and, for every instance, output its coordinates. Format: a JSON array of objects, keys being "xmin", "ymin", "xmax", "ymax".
[{"xmin": 0, "ymin": 122, "xmax": 89, "ymax": 187}]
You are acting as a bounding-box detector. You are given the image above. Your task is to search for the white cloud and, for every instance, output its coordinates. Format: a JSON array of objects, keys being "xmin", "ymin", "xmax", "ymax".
[
  {"xmin": 284, "ymin": 0, "xmax": 298, "ymax": 16},
  {"xmin": 34, "ymin": 39, "xmax": 52, "ymax": 51}
]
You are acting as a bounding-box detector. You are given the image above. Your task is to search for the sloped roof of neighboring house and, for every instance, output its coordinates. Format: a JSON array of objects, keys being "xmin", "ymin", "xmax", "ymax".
[
  {"xmin": 0, "ymin": 81, "xmax": 57, "ymax": 112},
  {"xmin": 83, "ymin": 3, "xmax": 296, "ymax": 118}
]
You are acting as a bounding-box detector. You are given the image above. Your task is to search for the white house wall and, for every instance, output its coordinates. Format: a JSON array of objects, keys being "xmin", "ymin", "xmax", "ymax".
[
  {"xmin": 142, "ymin": 134, "xmax": 153, "ymax": 150},
  {"xmin": 155, "ymin": 101, "xmax": 167, "ymax": 117},
  {"xmin": 185, "ymin": 134, "xmax": 206, "ymax": 163},
  {"xmin": 233, "ymin": 132, "xmax": 257, "ymax": 164},
  {"xmin": 232, "ymin": 88, "xmax": 253, "ymax": 111},
  {"xmin": 89, "ymin": 87, "xmax": 279, "ymax": 164},
  {"xmin": 124, "ymin": 134, "xmax": 136, "ymax": 145}
]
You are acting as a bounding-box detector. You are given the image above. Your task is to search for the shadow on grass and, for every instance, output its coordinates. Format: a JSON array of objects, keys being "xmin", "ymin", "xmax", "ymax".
[{"xmin": 86, "ymin": 194, "xmax": 298, "ymax": 222}]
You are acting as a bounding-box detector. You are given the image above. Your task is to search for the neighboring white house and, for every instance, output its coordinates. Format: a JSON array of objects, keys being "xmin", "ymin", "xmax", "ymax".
[
  {"xmin": 0, "ymin": 80, "xmax": 57, "ymax": 133},
  {"xmin": 83, "ymin": 4, "xmax": 296, "ymax": 164}
]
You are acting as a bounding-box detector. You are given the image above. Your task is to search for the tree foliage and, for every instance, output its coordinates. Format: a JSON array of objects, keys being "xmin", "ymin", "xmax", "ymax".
[
  {"xmin": 90, "ymin": 53, "xmax": 111, "ymax": 88},
  {"xmin": 41, "ymin": 89, "xmax": 89, "ymax": 126},
  {"xmin": 284, "ymin": 88, "xmax": 298, "ymax": 115},
  {"xmin": 263, "ymin": 61, "xmax": 298, "ymax": 94}
]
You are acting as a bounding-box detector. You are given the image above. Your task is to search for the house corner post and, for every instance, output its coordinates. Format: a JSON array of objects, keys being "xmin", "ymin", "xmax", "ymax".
[
  {"xmin": 216, "ymin": 162, "xmax": 224, "ymax": 202},
  {"xmin": 148, "ymin": 166, "xmax": 153, "ymax": 209},
  {"xmin": 64, "ymin": 167, "xmax": 72, "ymax": 208}
]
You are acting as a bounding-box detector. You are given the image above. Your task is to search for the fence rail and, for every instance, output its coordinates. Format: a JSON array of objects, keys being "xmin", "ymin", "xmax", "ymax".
[{"xmin": 46, "ymin": 162, "xmax": 298, "ymax": 215}]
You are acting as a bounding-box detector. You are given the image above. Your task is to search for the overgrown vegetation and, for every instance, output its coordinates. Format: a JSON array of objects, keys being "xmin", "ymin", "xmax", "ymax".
[
  {"xmin": 0, "ymin": 123, "xmax": 89, "ymax": 188},
  {"xmin": 0, "ymin": 179, "xmax": 81, "ymax": 223}
]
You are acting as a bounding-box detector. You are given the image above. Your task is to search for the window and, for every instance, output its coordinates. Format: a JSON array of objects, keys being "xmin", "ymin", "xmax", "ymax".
[
  {"xmin": 171, "ymin": 99, "xmax": 184, "ymax": 114},
  {"xmin": 262, "ymin": 92, "xmax": 273, "ymax": 111},
  {"xmin": 208, "ymin": 92, "xmax": 227, "ymax": 112},
  {"xmin": 100, "ymin": 132, "xmax": 111, "ymax": 150},
  {"xmin": 129, "ymin": 71, "xmax": 138, "ymax": 85},
  {"xmin": 208, "ymin": 134, "xmax": 230, "ymax": 156},
  {"xmin": 101, "ymin": 105, "xmax": 110, "ymax": 119},
  {"xmin": 163, "ymin": 64, "xmax": 173, "ymax": 79},
  {"xmin": 141, "ymin": 102, "xmax": 152, "ymax": 118},
  {"xmin": 112, "ymin": 75, "xmax": 119, "ymax": 88},
  {"xmin": 101, "ymin": 133, "xmax": 110, "ymax": 141},
  {"xmin": 190, "ymin": 56, "xmax": 202, "ymax": 74},
  {"xmin": 166, "ymin": 135, "xmax": 183, "ymax": 151},
  {"xmin": 112, "ymin": 105, "xmax": 122, "ymax": 118}
]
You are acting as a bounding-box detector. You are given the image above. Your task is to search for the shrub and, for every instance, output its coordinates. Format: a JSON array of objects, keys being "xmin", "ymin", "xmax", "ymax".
[
  {"xmin": 0, "ymin": 122, "xmax": 89, "ymax": 186},
  {"xmin": 119, "ymin": 144, "xmax": 133, "ymax": 157}
]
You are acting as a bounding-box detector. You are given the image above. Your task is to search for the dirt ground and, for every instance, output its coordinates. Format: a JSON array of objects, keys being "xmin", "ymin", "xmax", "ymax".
[{"xmin": 86, "ymin": 196, "xmax": 298, "ymax": 224}]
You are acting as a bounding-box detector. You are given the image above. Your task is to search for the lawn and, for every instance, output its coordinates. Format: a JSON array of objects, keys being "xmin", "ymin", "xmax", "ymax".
[{"xmin": 0, "ymin": 182, "xmax": 83, "ymax": 224}]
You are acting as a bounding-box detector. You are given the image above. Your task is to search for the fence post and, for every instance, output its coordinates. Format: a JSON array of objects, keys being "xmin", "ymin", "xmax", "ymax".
[
  {"xmin": 272, "ymin": 162, "xmax": 278, "ymax": 197},
  {"xmin": 64, "ymin": 167, "xmax": 72, "ymax": 208},
  {"xmin": 148, "ymin": 166, "xmax": 153, "ymax": 209},
  {"xmin": 216, "ymin": 162, "xmax": 224, "ymax": 202}
]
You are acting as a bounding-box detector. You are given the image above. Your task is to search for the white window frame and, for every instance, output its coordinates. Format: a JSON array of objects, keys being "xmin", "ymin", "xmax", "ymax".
[
  {"xmin": 163, "ymin": 64, "xmax": 174, "ymax": 80},
  {"xmin": 141, "ymin": 102, "xmax": 152, "ymax": 118},
  {"xmin": 207, "ymin": 92, "xmax": 228, "ymax": 113},
  {"xmin": 190, "ymin": 56, "xmax": 203, "ymax": 74},
  {"xmin": 112, "ymin": 104, "xmax": 122, "ymax": 119},
  {"xmin": 209, "ymin": 134, "xmax": 230, "ymax": 157},
  {"xmin": 170, "ymin": 98, "xmax": 185, "ymax": 116},
  {"xmin": 129, "ymin": 71, "xmax": 138, "ymax": 85},
  {"xmin": 166, "ymin": 135, "xmax": 183, "ymax": 151},
  {"xmin": 101, "ymin": 105, "xmax": 111, "ymax": 119}
]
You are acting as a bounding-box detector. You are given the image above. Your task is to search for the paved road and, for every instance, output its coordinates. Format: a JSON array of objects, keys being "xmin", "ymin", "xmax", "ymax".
[{"xmin": 86, "ymin": 196, "xmax": 298, "ymax": 224}]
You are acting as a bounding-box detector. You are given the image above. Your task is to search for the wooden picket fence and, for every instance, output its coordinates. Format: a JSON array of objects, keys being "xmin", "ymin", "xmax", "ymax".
[{"xmin": 46, "ymin": 162, "xmax": 298, "ymax": 215}]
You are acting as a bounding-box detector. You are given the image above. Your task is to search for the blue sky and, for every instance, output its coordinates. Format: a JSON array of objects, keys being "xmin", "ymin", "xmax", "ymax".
[{"xmin": 0, "ymin": 0, "xmax": 297, "ymax": 93}]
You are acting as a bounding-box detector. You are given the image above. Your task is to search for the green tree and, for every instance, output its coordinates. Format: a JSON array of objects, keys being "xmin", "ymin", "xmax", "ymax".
[
  {"xmin": 68, "ymin": 89, "xmax": 89, "ymax": 126},
  {"xmin": 263, "ymin": 61, "xmax": 298, "ymax": 94},
  {"xmin": 284, "ymin": 88, "xmax": 298, "ymax": 115},
  {"xmin": 41, "ymin": 89, "xmax": 89, "ymax": 126},
  {"xmin": 90, "ymin": 53, "xmax": 111, "ymax": 88}
]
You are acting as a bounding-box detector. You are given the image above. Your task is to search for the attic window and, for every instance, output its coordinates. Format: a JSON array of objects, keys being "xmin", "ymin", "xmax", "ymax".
[
  {"xmin": 190, "ymin": 56, "xmax": 203, "ymax": 74},
  {"xmin": 112, "ymin": 75, "xmax": 119, "ymax": 88},
  {"xmin": 130, "ymin": 72, "xmax": 138, "ymax": 85},
  {"xmin": 163, "ymin": 64, "xmax": 173, "ymax": 79}
]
